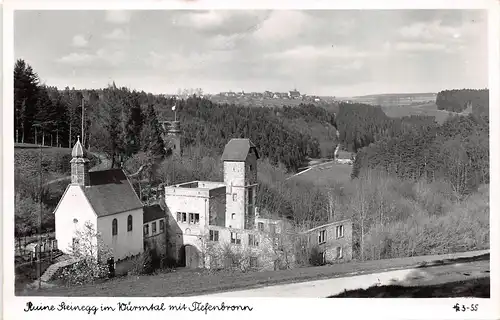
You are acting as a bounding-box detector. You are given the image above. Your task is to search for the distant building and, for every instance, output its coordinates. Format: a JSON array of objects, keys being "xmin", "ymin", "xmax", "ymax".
[
  {"xmin": 289, "ymin": 89, "xmax": 301, "ymax": 99},
  {"xmin": 274, "ymin": 92, "xmax": 288, "ymax": 99},
  {"xmin": 263, "ymin": 91, "xmax": 273, "ymax": 99},
  {"xmin": 160, "ymin": 120, "xmax": 181, "ymax": 157}
]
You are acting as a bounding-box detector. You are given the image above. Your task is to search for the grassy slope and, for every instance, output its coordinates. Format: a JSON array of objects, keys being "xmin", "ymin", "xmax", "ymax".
[
  {"xmin": 279, "ymin": 117, "xmax": 337, "ymax": 157},
  {"xmin": 330, "ymin": 277, "xmax": 489, "ymax": 298},
  {"xmin": 20, "ymin": 251, "xmax": 489, "ymax": 297},
  {"xmin": 292, "ymin": 162, "xmax": 353, "ymax": 187}
]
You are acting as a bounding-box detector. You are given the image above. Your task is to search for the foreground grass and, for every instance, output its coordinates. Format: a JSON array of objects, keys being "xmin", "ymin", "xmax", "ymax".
[
  {"xmin": 329, "ymin": 277, "xmax": 490, "ymax": 298},
  {"xmin": 19, "ymin": 251, "xmax": 488, "ymax": 297}
]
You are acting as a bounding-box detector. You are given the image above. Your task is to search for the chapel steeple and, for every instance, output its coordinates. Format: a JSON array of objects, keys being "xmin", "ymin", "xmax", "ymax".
[{"xmin": 70, "ymin": 136, "xmax": 90, "ymax": 186}]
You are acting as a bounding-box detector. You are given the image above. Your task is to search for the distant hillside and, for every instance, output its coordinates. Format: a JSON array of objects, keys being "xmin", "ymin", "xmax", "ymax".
[
  {"xmin": 353, "ymin": 92, "xmax": 437, "ymax": 99},
  {"xmin": 344, "ymin": 92, "xmax": 437, "ymax": 107},
  {"xmin": 381, "ymin": 103, "xmax": 452, "ymax": 124}
]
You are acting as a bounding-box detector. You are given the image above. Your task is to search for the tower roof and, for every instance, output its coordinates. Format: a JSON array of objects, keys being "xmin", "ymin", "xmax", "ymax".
[
  {"xmin": 221, "ymin": 138, "xmax": 259, "ymax": 161},
  {"xmin": 71, "ymin": 136, "xmax": 87, "ymax": 158}
]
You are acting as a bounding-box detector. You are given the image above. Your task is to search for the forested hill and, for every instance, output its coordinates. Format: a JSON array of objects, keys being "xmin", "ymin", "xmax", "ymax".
[
  {"xmin": 14, "ymin": 59, "xmax": 336, "ymax": 173},
  {"xmin": 436, "ymin": 89, "xmax": 489, "ymax": 114},
  {"xmin": 335, "ymin": 102, "xmax": 439, "ymax": 153},
  {"xmin": 157, "ymin": 97, "xmax": 323, "ymax": 171},
  {"xmin": 352, "ymin": 112, "xmax": 489, "ymax": 196}
]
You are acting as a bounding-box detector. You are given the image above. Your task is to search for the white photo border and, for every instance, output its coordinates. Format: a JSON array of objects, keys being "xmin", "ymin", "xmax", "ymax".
[{"xmin": 2, "ymin": 1, "xmax": 499, "ymax": 320}]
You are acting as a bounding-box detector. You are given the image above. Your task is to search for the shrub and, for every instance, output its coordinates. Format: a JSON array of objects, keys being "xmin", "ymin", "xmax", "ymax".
[
  {"xmin": 58, "ymin": 258, "xmax": 109, "ymax": 286},
  {"xmin": 129, "ymin": 249, "xmax": 154, "ymax": 275}
]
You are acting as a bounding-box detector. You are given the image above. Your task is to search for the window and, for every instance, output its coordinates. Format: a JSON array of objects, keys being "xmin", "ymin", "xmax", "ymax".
[
  {"xmin": 127, "ymin": 215, "xmax": 133, "ymax": 232},
  {"xmin": 143, "ymin": 224, "xmax": 149, "ymax": 236},
  {"xmin": 336, "ymin": 246, "xmax": 343, "ymax": 259},
  {"xmin": 209, "ymin": 230, "xmax": 219, "ymax": 242},
  {"xmin": 232, "ymin": 194, "xmax": 237, "ymax": 201},
  {"xmin": 152, "ymin": 221, "xmax": 157, "ymax": 234},
  {"xmin": 249, "ymin": 257, "xmax": 258, "ymax": 268},
  {"xmin": 248, "ymin": 188, "xmax": 253, "ymax": 203},
  {"xmin": 230, "ymin": 232, "xmax": 241, "ymax": 245},
  {"xmin": 159, "ymin": 219, "xmax": 165, "ymax": 232},
  {"xmin": 231, "ymin": 213, "xmax": 236, "ymax": 220},
  {"xmin": 248, "ymin": 234, "xmax": 259, "ymax": 247},
  {"xmin": 72, "ymin": 238, "xmax": 79, "ymax": 252},
  {"xmin": 249, "ymin": 164, "xmax": 253, "ymax": 171},
  {"xmin": 258, "ymin": 222, "xmax": 264, "ymax": 231},
  {"xmin": 336, "ymin": 225, "xmax": 344, "ymax": 239},
  {"xmin": 318, "ymin": 230, "xmax": 326, "ymax": 244},
  {"xmin": 189, "ymin": 213, "xmax": 200, "ymax": 224},
  {"xmin": 177, "ymin": 212, "xmax": 187, "ymax": 223},
  {"xmin": 112, "ymin": 218, "xmax": 118, "ymax": 236},
  {"xmin": 269, "ymin": 224, "xmax": 276, "ymax": 235}
]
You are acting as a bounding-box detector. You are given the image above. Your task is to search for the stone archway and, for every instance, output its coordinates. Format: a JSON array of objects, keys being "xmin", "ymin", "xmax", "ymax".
[{"xmin": 181, "ymin": 244, "xmax": 200, "ymax": 269}]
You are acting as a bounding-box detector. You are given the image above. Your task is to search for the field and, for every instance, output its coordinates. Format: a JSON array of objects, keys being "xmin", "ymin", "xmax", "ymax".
[
  {"xmin": 381, "ymin": 103, "xmax": 453, "ymax": 124},
  {"xmin": 290, "ymin": 162, "xmax": 353, "ymax": 186},
  {"xmin": 19, "ymin": 251, "xmax": 488, "ymax": 297}
]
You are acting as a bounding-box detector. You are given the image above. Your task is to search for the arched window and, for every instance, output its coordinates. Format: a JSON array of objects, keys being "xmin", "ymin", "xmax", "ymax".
[
  {"xmin": 127, "ymin": 215, "xmax": 133, "ymax": 232},
  {"xmin": 112, "ymin": 219, "xmax": 118, "ymax": 236}
]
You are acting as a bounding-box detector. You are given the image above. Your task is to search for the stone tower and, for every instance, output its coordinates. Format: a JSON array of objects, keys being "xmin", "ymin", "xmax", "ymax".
[
  {"xmin": 70, "ymin": 136, "xmax": 90, "ymax": 186},
  {"xmin": 221, "ymin": 139, "xmax": 259, "ymax": 230},
  {"xmin": 160, "ymin": 120, "xmax": 181, "ymax": 157}
]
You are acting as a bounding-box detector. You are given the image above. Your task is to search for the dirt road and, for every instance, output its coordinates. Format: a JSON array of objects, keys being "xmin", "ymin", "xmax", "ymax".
[{"xmin": 200, "ymin": 259, "xmax": 489, "ymax": 298}]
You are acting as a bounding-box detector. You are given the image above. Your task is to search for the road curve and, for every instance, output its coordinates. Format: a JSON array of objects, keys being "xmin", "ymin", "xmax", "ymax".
[{"xmin": 200, "ymin": 260, "xmax": 489, "ymax": 298}]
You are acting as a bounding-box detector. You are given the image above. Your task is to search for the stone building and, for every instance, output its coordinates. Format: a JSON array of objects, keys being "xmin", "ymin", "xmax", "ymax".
[
  {"xmin": 160, "ymin": 120, "xmax": 181, "ymax": 157},
  {"xmin": 163, "ymin": 138, "xmax": 261, "ymax": 268},
  {"xmin": 299, "ymin": 219, "xmax": 353, "ymax": 265},
  {"xmin": 143, "ymin": 204, "xmax": 168, "ymax": 257},
  {"xmin": 161, "ymin": 138, "xmax": 353, "ymax": 270}
]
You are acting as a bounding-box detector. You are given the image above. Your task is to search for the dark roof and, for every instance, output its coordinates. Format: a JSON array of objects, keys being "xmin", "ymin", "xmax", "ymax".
[
  {"xmin": 221, "ymin": 138, "xmax": 259, "ymax": 161},
  {"xmin": 143, "ymin": 204, "xmax": 166, "ymax": 223},
  {"xmin": 83, "ymin": 169, "xmax": 143, "ymax": 217}
]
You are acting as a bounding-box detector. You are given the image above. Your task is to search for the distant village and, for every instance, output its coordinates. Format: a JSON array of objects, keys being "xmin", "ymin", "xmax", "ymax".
[{"xmin": 216, "ymin": 89, "xmax": 326, "ymax": 103}]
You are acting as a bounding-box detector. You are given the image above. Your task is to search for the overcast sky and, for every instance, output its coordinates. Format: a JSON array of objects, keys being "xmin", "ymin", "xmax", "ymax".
[{"xmin": 14, "ymin": 10, "xmax": 488, "ymax": 97}]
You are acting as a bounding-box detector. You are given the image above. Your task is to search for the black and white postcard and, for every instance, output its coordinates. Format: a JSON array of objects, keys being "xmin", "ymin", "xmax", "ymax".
[{"xmin": 2, "ymin": 1, "xmax": 499, "ymax": 319}]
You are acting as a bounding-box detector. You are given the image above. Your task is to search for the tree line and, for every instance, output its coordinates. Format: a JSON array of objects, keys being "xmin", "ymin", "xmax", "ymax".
[
  {"xmin": 14, "ymin": 59, "xmax": 324, "ymax": 172},
  {"xmin": 436, "ymin": 89, "xmax": 489, "ymax": 114},
  {"xmin": 334, "ymin": 102, "xmax": 439, "ymax": 153},
  {"xmin": 352, "ymin": 112, "xmax": 489, "ymax": 197}
]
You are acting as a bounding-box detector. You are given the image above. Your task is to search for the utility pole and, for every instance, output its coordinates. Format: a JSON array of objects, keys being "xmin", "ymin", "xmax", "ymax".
[
  {"xmin": 38, "ymin": 141, "xmax": 43, "ymax": 290},
  {"xmin": 81, "ymin": 98, "xmax": 85, "ymax": 148}
]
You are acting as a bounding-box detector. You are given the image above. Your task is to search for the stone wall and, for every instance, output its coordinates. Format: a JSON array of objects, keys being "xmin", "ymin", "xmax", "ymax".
[
  {"xmin": 209, "ymin": 186, "xmax": 226, "ymax": 227},
  {"xmin": 302, "ymin": 219, "xmax": 353, "ymax": 264}
]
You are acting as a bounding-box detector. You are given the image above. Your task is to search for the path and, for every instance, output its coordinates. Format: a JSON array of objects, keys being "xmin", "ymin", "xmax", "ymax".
[
  {"xmin": 43, "ymin": 152, "xmax": 110, "ymax": 187},
  {"xmin": 200, "ymin": 259, "xmax": 489, "ymax": 298},
  {"xmin": 286, "ymin": 160, "xmax": 335, "ymax": 181},
  {"xmin": 20, "ymin": 250, "xmax": 489, "ymax": 297}
]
